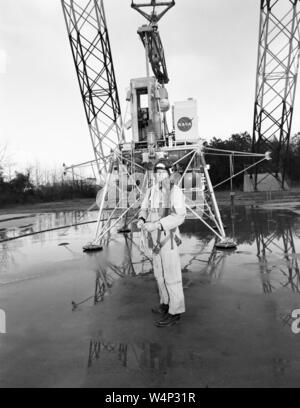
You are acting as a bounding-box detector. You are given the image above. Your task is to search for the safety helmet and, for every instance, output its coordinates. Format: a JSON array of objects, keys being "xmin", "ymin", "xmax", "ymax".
[{"xmin": 153, "ymin": 158, "xmax": 173, "ymax": 175}]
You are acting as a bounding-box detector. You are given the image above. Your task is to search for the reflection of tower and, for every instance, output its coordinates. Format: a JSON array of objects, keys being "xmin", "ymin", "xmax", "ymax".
[
  {"xmin": 202, "ymin": 242, "xmax": 231, "ymax": 280},
  {"xmin": 105, "ymin": 231, "xmax": 151, "ymax": 277},
  {"xmin": 280, "ymin": 227, "xmax": 300, "ymax": 292},
  {"xmin": 182, "ymin": 237, "xmax": 231, "ymax": 281},
  {"xmin": 72, "ymin": 232, "xmax": 152, "ymax": 309},
  {"xmin": 0, "ymin": 242, "xmax": 12, "ymax": 272},
  {"xmin": 124, "ymin": 231, "xmax": 153, "ymax": 276},
  {"xmin": 94, "ymin": 267, "xmax": 112, "ymax": 304},
  {"xmin": 71, "ymin": 262, "xmax": 112, "ymax": 310},
  {"xmin": 119, "ymin": 233, "xmax": 135, "ymax": 276},
  {"xmin": 87, "ymin": 338, "xmax": 172, "ymax": 375},
  {"xmin": 87, "ymin": 340, "xmax": 129, "ymax": 368},
  {"xmin": 141, "ymin": 342, "xmax": 172, "ymax": 373},
  {"xmin": 252, "ymin": 214, "xmax": 300, "ymax": 293},
  {"xmin": 182, "ymin": 239, "xmax": 212, "ymax": 273}
]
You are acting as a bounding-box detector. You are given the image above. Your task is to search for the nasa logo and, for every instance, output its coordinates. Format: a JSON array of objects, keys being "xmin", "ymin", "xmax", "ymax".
[{"xmin": 177, "ymin": 117, "xmax": 193, "ymax": 132}]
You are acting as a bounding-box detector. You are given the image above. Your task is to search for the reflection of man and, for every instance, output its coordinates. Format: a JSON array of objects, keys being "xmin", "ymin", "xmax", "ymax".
[{"xmin": 137, "ymin": 159, "xmax": 186, "ymax": 327}]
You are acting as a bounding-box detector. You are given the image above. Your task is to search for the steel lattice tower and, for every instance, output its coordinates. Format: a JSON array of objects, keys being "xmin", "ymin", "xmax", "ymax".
[
  {"xmin": 61, "ymin": 0, "xmax": 123, "ymax": 181},
  {"xmin": 252, "ymin": 0, "xmax": 300, "ymax": 189}
]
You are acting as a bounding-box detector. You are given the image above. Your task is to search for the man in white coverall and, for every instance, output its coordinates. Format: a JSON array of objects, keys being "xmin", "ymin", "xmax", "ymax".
[{"xmin": 137, "ymin": 158, "xmax": 186, "ymax": 327}]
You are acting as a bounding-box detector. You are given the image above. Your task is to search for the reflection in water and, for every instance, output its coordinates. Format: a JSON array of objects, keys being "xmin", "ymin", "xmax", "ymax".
[
  {"xmin": 202, "ymin": 244, "xmax": 232, "ymax": 280},
  {"xmin": 1, "ymin": 207, "xmax": 300, "ymax": 298},
  {"xmin": 0, "ymin": 211, "xmax": 98, "ymax": 283},
  {"xmin": 181, "ymin": 236, "xmax": 234, "ymax": 282},
  {"xmin": 71, "ymin": 231, "xmax": 153, "ymax": 310},
  {"xmin": 272, "ymin": 357, "xmax": 290, "ymax": 379},
  {"xmin": 0, "ymin": 211, "xmax": 86, "ymax": 242},
  {"xmin": 94, "ymin": 269, "xmax": 111, "ymax": 304},
  {"xmin": 182, "ymin": 239, "xmax": 212, "ymax": 274},
  {"xmin": 87, "ymin": 338, "xmax": 172, "ymax": 375},
  {"xmin": 58, "ymin": 242, "xmax": 78, "ymax": 258},
  {"xmin": 72, "ymin": 231, "xmax": 236, "ymax": 311},
  {"xmin": 0, "ymin": 242, "xmax": 15, "ymax": 272},
  {"xmin": 3, "ymin": 207, "xmax": 300, "ymax": 388},
  {"xmin": 251, "ymin": 213, "xmax": 300, "ymax": 293},
  {"xmin": 279, "ymin": 312, "xmax": 294, "ymax": 328},
  {"xmin": 72, "ymin": 266, "xmax": 113, "ymax": 310},
  {"xmin": 182, "ymin": 207, "xmax": 300, "ymax": 294}
]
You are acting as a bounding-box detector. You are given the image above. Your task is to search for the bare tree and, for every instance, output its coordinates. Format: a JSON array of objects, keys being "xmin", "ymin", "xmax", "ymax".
[
  {"xmin": 0, "ymin": 143, "xmax": 15, "ymax": 181},
  {"xmin": 0, "ymin": 143, "xmax": 7, "ymax": 164}
]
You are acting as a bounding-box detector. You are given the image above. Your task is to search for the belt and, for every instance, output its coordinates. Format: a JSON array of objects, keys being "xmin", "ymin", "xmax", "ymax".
[
  {"xmin": 149, "ymin": 208, "xmax": 171, "ymax": 214},
  {"xmin": 152, "ymin": 230, "xmax": 182, "ymax": 254}
]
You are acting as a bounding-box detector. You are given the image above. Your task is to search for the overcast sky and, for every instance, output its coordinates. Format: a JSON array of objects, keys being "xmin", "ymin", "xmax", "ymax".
[{"xmin": 1, "ymin": 0, "xmax": 300, "ymax": 172}]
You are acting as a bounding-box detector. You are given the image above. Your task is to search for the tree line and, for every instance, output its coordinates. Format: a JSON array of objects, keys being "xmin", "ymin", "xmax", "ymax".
[
  {"xmin": 205, "ymin": 131, "xmax": 300, "ymax": 189},
  {"xmin": 1, "ymin": 131, "xmax": 300, "ymax": 207}
]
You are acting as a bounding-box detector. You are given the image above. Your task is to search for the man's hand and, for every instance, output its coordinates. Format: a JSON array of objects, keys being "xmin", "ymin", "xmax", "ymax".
[{"xmin": 142, "ymin": 222, "xmax": 160, "ymax": 232}]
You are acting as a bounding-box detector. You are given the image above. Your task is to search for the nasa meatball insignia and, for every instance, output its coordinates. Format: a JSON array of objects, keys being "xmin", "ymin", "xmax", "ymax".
[{"xmin": 177, "ymin": 117, "xmax": 193, "ymax": 132}]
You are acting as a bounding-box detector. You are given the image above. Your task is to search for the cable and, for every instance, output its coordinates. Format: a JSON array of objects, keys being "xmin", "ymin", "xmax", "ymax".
[
  {"xmin": 0, "ymin": 215, "xmax": 120, "ymax": 244},
  {"xmin": 0, "ymin": 220, "xmax": 97, "ymax": 243},
  {"xmin": 204, "ymin": 146, "xmax": 266, "ymax": 156}
]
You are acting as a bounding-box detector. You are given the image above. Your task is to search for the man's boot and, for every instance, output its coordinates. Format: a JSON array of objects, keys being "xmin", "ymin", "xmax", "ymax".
[
  {"xmin": 151, "ymin": 303, "xmax": 169, "ymax": 315},
  {"xmin": 155, "ymin": 313, "xmax": 180, "ymax": 327}
]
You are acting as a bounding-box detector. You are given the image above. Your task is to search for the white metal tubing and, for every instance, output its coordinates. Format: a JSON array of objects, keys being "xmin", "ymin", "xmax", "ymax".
[
  {"xmin": 184, "ymin": 182, "xmax": 223, "ymax": 237},
  {"xmin": 179, "ymin": 150, "xmax": 197, "ymax": 186},
  {"xmin": 186, "ymin": 204, "xmax": 223, "ymax": 240},
  {"xmin": 144, "ymin": 34, "xmax": 150, "ymax": 78},
  {"xmin": 204, "ymin": 146, "xmax": 266, "ymax": 156},
  {"xmin": 114, "ymin": 150, "xmax": 145, "ymax": 172},
  {"xmin": 172, "ymin": 149, "xmax": 195, "ymax": 166},
  {"xmin": 212, "ymin": 156, "xmax": 267, "ymax": 190},
  {"xmin": 203, "ymin": 196, "xmax": 223, "ymax": 236},
  {"xmin": 60, "ymin": 201, "xmax": 98, "ymax": 237},
  {"xmin": 114, "ymin": 152, "xmax": 145, "ymax": 193},
  {"xmin": 199, "ymin": 152, "xmax": 226, "ymax": 238},
  {"xmin": 94, "ymin": 157, "xmax": 114, "ymax": 239},
  {"xmin": 96, "ymin": 198, "xmax": 141, "ymax": 242},
  {"xmin": 95, "ymin": 172, "xmax": 149, "ymax": 243},
  {"xmin": 94, "ymin": 206, "xmax": 119, "ymax": 243}
]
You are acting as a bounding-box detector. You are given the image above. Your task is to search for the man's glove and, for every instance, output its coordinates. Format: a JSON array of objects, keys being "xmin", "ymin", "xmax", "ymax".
[
  {"xmin": 153, "ymin": 242, "xmax": 162, "ymax": 255},
  {"xmin": 137, "ymin": 218, "xmax": 145, "ymax": 229}
]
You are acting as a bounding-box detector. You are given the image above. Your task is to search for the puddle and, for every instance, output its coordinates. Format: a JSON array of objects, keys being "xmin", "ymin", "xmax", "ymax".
[
  {"xmin": 1, "ymin": 205, "xmax": 300, "ymax": 387},
  {"xmin": 88, "ymin": 339, "xmax": 173, "ymax": 372},
  {"xmin": 0, "ymin": 206, "xmax": 300, "ymax": 293}
]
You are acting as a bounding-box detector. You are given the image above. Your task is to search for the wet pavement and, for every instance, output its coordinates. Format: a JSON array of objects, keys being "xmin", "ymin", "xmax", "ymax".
[{"xmin": 1, "ymin": 205, "xmax": 300, "ymax": 387}]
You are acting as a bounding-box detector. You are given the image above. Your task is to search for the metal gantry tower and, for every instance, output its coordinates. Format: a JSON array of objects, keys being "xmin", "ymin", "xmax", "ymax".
[
  {"xmin": 131, "ymin": 0, "xmax": 175, "ymax": 84},
  {"xmin": 252, "ymin": 0, "xmax": 300, "ymax": 189},
  {"xmin": 61, "ymin": 0, "xmax": 271, "ymax": 251},
  {"xmin": 61, "ymin": 0, "xmax": 124, "ymax": 182}
]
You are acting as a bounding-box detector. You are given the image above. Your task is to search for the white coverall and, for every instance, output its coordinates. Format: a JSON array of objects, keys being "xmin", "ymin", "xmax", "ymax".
[{"xmin": 139, "ymin": 182, "xmax": 186, "ymax": 315}]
